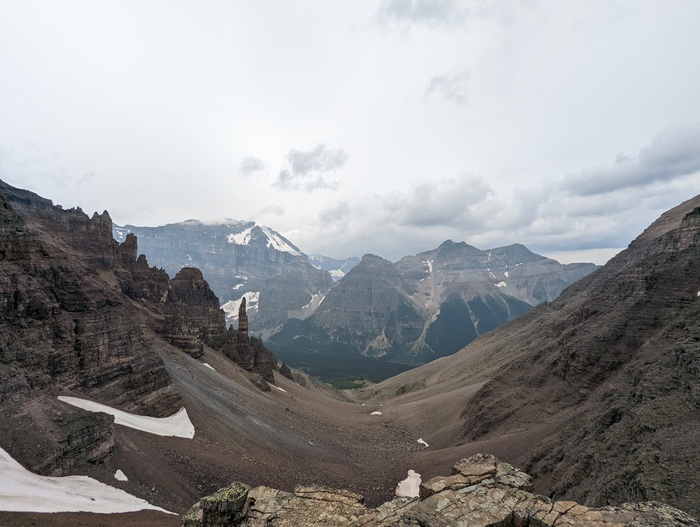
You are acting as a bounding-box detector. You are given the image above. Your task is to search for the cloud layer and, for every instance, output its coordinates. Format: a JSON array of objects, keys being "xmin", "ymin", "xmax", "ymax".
[
  {"xmin": 563, "ymin": 125, "xmax": 700, "ymax": 196},
  {"xmin": 1, "ymin": 2, "xmax": 699, "ymax": 265},
  {"xmin": 275, "ymin": 145, "xmax": 348, "ymax": 191}
]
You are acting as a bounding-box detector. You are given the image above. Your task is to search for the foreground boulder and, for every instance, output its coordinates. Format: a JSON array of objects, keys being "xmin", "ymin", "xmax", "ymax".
[{"xmin": 181, "ymin": 454, "xmax": 697, "ymax": 527}]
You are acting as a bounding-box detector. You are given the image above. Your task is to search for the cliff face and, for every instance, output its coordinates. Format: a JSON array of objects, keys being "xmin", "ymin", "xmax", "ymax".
[
  {"xmin": 0, "ymin": 179, "xmax": 280, "ymax": 478},
  {"xmin": 0, "ymin": 182, "xmax": 178, "ymax": 415}
]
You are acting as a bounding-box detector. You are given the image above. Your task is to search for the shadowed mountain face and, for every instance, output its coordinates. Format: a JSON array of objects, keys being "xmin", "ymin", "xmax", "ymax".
[
  {"xmin": 267, "ymin": 241, "xmax": 597, "ymax": 382},
  {"xmin": 363, "ymin": 195, "xmax": 700, "ymax": 518}
]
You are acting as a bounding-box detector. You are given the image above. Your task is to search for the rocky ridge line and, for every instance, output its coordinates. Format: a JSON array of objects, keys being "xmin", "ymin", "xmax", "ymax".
[{"xmin": 181, "ymin": 453, "xmax": 697, "ymax": 527}]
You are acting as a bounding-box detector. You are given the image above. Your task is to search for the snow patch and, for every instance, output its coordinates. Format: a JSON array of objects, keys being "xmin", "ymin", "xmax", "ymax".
[
  {"xmin": 203, "ymin": 363, "xmax": 216, "ymax": 371},
  {"xmin": 233, "ymin": 283, "xmax": 244, "ymax": 290},
  {"xmin": 495, "ymin": 281, "xmax": 507, "ymax": 288},
  {"xmin": 504, "ymin": 271, "xmax": 509, "ymax": 278},
  {"xmin": 395, "ymin": 470, "xmax": 421, "ymax": 498},
  {"xmin": 272, "ymin": 385, "xmax": 288, "ymax": 393},
  {"xmin": 114, "ymin": 469, "xmax": 128, "ymax": 482},
  {"xmin": 222, "ymin": 292, "xmax": 260, "ymax": 320},
  {"xmin": 330, "ymin": 269, "xmax": 345, "ymax": 280},
  {"xmin": 227, "ymin": 226, "xmax": 254, "ymax": 245},
  {"xmin": 697, "ymin": 291, "xmax": 700, "ymax": 297},
  {"xmin": 0, "ymin": 447, "xmax": 171, "ymax": 514},
  {"xmin": 58, "ymin": 396, "xmax": 195, "ymax": 439},
  {"xmin": 417, "ymin": 438, "xmax": 429, "ymax": 448},
  {"xmin": 370, "ymin": 411, "xmax": 382, "ymax": 416}
]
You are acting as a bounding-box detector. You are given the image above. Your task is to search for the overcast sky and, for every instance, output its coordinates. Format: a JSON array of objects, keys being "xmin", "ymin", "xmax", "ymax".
[{"xmin": 1, "ymin": 1, "xmax": 699, "ymax": 264}]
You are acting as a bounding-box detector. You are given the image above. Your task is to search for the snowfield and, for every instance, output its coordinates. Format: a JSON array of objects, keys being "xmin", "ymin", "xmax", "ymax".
[
  {"xmin": 57, "ymin": 396, "xmax": 195, "ymax": 439},
  {"xmin": 0, "ymin": 446, "xmax": 172, "ymax": 514}
]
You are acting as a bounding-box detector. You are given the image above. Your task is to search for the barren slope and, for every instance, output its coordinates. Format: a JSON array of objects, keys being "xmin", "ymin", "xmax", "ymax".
[{"xmin": 364, "ymin": 194, "xmax": 700, "ymax": 517}]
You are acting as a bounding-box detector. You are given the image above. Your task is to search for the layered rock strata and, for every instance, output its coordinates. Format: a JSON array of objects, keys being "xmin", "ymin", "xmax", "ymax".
[
  {"xmin": 182, "ymin": 454, "xmax": 697, "ymax": 527},
  {"xmin": 0, "ymin": 179, "xmax": 280, "ymax": 479}
]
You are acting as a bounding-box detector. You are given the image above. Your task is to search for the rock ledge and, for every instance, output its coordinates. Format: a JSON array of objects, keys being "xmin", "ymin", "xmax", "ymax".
[{"xmin": 181, "ymin": 453, "xmax": 698, "ymax": 527}]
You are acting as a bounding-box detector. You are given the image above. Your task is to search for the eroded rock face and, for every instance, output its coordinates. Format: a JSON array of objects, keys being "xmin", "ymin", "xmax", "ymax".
[
  {"xmin": 181, "ymin": 454, "xmax": 698, "ymax": 527},
  {"xmin": 162, "ymin": 267, "xmax": 227, "ymax": 358}
]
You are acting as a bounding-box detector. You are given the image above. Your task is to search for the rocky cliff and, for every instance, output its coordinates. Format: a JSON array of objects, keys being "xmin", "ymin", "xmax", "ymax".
[
  {"xmin": 0, "ymin": 179, "xmax": 281, "ymax": 479},
  {"xmin": 268, "ymin": 241, "xmax": 597, "ymax": 382},
  {"xmin": 182, "ymin": 454, "xmax": 697, "ymax": 527}
]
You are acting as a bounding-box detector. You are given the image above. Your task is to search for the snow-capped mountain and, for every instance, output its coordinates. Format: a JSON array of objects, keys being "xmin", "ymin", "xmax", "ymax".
[{"xmin": 113, "ymin": 220, "xmax": 332, "ymax": 335}]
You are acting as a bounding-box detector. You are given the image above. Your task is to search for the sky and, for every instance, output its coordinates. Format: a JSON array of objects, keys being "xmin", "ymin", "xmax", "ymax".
[{"xmin": 1, "ymin": 1, "xmax": 699, "ymax": 265}]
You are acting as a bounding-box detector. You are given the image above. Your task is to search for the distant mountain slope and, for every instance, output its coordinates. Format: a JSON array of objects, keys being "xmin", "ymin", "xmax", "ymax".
[
  {"xmin": 308, "ymin": 253, "xmax": 360, "ymax": 280},
  {"xmin": 114, "ymin": 221, "xmax": 333, "ymax": 336},
  {"xmin": 268, "ymin": 240, "xmax": 597, "ymax": 381},
  {"xmin": 366, "ymin": 194, "xmax": 700, "ymax": 518}
]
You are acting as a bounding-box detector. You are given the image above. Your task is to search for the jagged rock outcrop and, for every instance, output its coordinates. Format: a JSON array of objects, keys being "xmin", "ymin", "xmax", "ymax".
[
  {"xmin": 116, "ymin": 232, "xmax": 170, "ymax": 302},
  {"xmin": 221, "ymin": 297, "xmax": 277, "ymax": 384},
  {"xmin": 181, "ymin": 454, "xmax": 697, "ymax": 527},
  {"xmin": 0, "ymin": 180, "xmax": 278, "ymax": 476},
  {"xmin": 162, "ymin": 267, "xmax": 228, "ymax": 357},
  {"xmin": 0, "ymin": 180, "xmax": 184, "ymax": 476}
]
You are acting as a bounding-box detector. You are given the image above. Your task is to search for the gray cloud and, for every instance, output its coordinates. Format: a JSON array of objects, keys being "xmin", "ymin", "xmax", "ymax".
[
  {"xmin": 240, "ymin": 156, "xmax": 266, "ymax": 176},
  {"xmin": 376, "ymin": 0, "xmax": 468, "ymax": 26},
  {"xmin": 425, "ymin": 71, "xmax": 469, "ymax": 103},
  {"xmin": 563, "ymin": 124, "xmax": 700, "ymax": 196},
  {"xmin": 276, "ymin": 144, "xmax": 348, "ymax": 191},
  {"xmin": 385, "ymin": 176, "xmax": 494, "ymax": 227},
  {"xmin": 319, "ymin": 201, "xmax": 351, "ymax": 224},
  {"xmin": 261, "ymin": 204, "xmax": 285, "ymax": 216}
]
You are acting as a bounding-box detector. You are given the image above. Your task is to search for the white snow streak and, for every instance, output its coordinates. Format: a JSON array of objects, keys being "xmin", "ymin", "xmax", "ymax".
[
  {"xmin": 114, "ymin": 469, "xmax": 128, "ymax": 482},
  {"xmin": 495, "ymin": 281, "xmax": 507, "ymax": 288},
  {"xmin": 57, "ymin": 396, "xmax": 195, "ymax": 439},
  {"xmin": 260, "ymin": 226, "xmax": 301, "ymax": 256},
  {"xmin": 330, "ymin": 269, "xmax": 345, "ymax": 280},
  {"xmin": 370, "ymin": 411, "xmax": 383, "ymax": 416},
  {"xmin": 417, "ymin": 438, "xmax": 429, "ymax": 448},
  {"xmin": 227, "ymin": 226, "xmax": 254, "ymax": 245},
  {"xmin": 504, "ymin": 271, "xmax": 509, "ymax": 278},
  {"xmin": 203, "ymin": 362, "xmax": 216, "ymax": 371},
  {"xmin": 0, "ymin": 447, "xmax": 172, "ymax": 514}
]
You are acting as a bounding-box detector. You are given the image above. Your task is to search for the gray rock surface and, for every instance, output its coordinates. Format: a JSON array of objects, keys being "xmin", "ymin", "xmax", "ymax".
[{"xmin": 181, "ymin": 454, "xmax": 697, "ymax": 527}]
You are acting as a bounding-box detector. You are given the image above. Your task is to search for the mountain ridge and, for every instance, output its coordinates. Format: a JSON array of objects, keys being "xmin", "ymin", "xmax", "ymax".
[{"xmin": 268, "ymin": 239, "xmax": 598, "ymax": 381}]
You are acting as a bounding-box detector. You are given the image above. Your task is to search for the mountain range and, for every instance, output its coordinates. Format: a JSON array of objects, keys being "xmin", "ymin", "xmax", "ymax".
[
  {"xmin": 1, "ymin": 178, "xmax": 698, "ymax": 525},
  {"xmin": 115, "ymin": 222, "xmax": 597, "ymax": 382},
  {"xmin": 113, "ymin": 221, "xmax": 333, "ymax": 336},
  {"xmin": 268, "ymin": 240, "xmax": 597, "ymax": 381}
]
